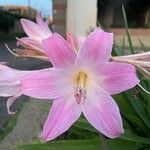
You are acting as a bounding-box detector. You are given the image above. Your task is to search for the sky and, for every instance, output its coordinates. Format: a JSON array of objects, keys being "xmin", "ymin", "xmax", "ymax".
[{"xmin": 0, "ymin": 0, "xmax": 53, "ymax": 17}]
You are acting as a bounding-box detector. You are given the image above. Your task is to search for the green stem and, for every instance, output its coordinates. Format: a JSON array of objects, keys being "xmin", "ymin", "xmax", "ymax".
[{"xmin": 121, "ymin": 3, "xmax": 135, "ymax": 54}]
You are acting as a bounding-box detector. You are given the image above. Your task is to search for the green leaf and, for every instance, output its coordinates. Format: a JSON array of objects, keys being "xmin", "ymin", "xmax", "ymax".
[
  {"xmin": 126, "ymin": 115, "xmax": 149, "ymax": 136},
  {"xmin": 113, "ymin": 42, "xmax": 123, "ymax": 56},
  {"xmin": 17, "ymin": 138, "xmax": 142, "ymax": 150},
  {"xmin": 139, "ymin": 39, "xmax": 148, "ymax": 52},
  {"xmin": 121, "ymin": 3, "xmax": 135, "ymax": 54},
  {"xmin": 147, "ymin": 97, "xmax": 150, "ymax": 118},
  {"xmin": 69, "ymin": 126, "xmax": 97, "ymax": 139},
  {"xmin": 121, "ymin": 36, "xmax": 125, "ymax": 55},
  {"xmin": 73, "ymin": 118, "xmax": 97, "ymax": 133},
  {"xmin": 120, "ymin": 129, "xmax": 150, "ymax": 144},
  {"xmin": 125, "ymin": 90, "xmax": 150, "ymax": 130},
  {"xmin": 113, "ymin": 93, "xmax": 136, "ymax": 115}
]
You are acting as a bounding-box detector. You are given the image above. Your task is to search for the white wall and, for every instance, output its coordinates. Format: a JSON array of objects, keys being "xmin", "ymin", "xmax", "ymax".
[{"xmin": 67, "ymin": 0, "xmax": 97, "ymax": 36}]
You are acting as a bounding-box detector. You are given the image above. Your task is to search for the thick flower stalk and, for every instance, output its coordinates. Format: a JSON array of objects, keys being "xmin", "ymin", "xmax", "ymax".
[{"xmin": 20, "ymin": 29, "xmax": 139, "ymax": 141}]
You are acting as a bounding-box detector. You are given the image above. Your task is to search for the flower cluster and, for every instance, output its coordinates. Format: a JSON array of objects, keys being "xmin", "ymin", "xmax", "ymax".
[
  {"xmin": 0, "ymin": 12, "xmax": 140, "ymax": 141},
  {"xmin": 111, "ymin": 52, "xmax": 150, "ymax": 78}
]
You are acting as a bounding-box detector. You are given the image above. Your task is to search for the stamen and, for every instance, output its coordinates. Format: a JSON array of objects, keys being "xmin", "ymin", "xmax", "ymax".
[
  {"xmin": 77, "ymin": 72, "xmax": 87, "ymax": 89},
  {"xmin": 74, "ymin": 72, "xmax": 87, "ymax": 104}
]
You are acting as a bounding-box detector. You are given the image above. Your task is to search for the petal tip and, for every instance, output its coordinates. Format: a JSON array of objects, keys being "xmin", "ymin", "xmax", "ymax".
[
  {"xmin": 110, "ymin": 129, "xmax": 124, "ymax": 139},
  {"xmin": 20, "ymin": 18, "xmax": 27, "ymax": 25},
  {"xmin": 41, "ymin": 131, "xmax": 55, "ymax": 142}
]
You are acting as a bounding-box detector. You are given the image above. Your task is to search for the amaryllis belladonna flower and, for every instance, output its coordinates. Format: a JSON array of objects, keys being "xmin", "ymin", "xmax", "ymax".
[
  {"xmin": 20, "ymin": 29, "xmax": 139, "ymax": 141},
  {"xmin": 0, "ymin": 64, "xmax": 50, "ymax": 114},
  {"xmin": 13, "ymin": 12, "xmax": 52, "ymax": 60},
  {"xmin": 19, "ymin": 12, "xmax": 52, "ymax": 50},
  {"xmin": 111, "ymin": 52, "xmax": 150, "ymax": 78},
  {"xmin": 0, "ymin": 64, "xmax": 32, "ymax": 114}
]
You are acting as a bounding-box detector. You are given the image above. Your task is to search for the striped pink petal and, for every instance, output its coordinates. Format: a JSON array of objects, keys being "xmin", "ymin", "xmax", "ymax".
[
  {"xmin": 42, "ymin": 33, "xmax": 76, "ymax": 68},
  {"xmin": 17, "ymin": 37, "xmax": 43, "ymax": 51},
  {"xmin": 82, "ymin": 82, "xmax": 123, "ymax": 138},
  {"xmin": 42, "ymin": 96, "xmax": 81, "ymax": 141},
  {"xmin": 76, "ymin": 28, "xmax": 113, "ymax": 65},
  {"xmin": 21, "ymin": 68, "xmax": 73, "ymax": 99},
  {"xmin": 36, "ymin": 12, "xmax": 52, "ymax": 35},
  {"xmin": 0, "ymin": 64, "xmax": 31, "ymax": 114},
  {"xmin": 0, "ymin": 81, "xmax": 20, "ymax": 97},
  {"xmin": 21, "ymin": 19, "xmax": 44, "ymax": 40},
  {"xmin": 66, "ymin": 32, "xmax": 78, "ymax": 52},
  {"xmin": 96, "ymin": 62, "xmax": 140, "ymax": 95},
  {"xmin": 67, "ymin": 32, "xmax": 85, "ymax": 52}
]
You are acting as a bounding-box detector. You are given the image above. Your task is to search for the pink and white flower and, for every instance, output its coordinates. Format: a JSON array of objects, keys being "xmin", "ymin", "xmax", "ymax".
[
  {"xmin": 0, "ymin": 64, "xmax": 51, "ymax": 114},
  {"xmin": 0, "ymin": 64, "xmax": 32, "ymax": 114},
  {"xmin": 111, "ymin": 52, "xmax": 150, "ymax": 78},
  {"xmin": 20, "ymin": 28, "xmax": 139, "ymax": 141},
  {"xmin": 18, "ymin": 12, "xmax": 52, "ymax": 51},
  {"xmin": 13, "ymin": 12, "xmax": 52, "ymax": 61}
]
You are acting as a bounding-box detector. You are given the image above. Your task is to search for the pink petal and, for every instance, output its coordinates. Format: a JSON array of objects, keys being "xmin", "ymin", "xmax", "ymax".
[
  {"xmin": 82, "ymin": 82, "xmax": 123, "ymax": 138},
  {"xmin": 0, "ymin": 65, "xmax": 13, "ymax": 80},
  {"xmin": 36, "ymin": 12, "xmax": 52, "ymax": 35},
  {"xmin": 21, "ymin": 68, "xmax": 73, "ymax": 99},
  {"xmin": 96, "ymin": 62, "xmax": 139, "ymax": 95},
  {"xmin": 0, "ymin": 64, "xmax": 31, "ymax": 99},
  {"xmin": 42, "ymin": 96, "xmax": 81, "ymax": 141},
  {"xmin": 76, "ymin": 28, "xmax": 113, "ymax": 65},
  {"xmin": 0, "ymin": 81, "xmax": 21, "ymax": 97},
  {"xmin": 67, "ymin": 32, "xmax": 85, "ymax": 52},
  {"xmin": 7, "ymin": 94, "xmax": 21, "ymax": 114},
  {"xmin": 66, "ymin": 32, "xmax": 78, "ymax": 52},
  {"xmin": 17, "ymin": 37, "xmax": 43, "ymax": 51},
  {"xmin": 45, "ymin": 16, "xmax": 53, "ymax": 25},
  {"xmin": 0, "ymin": 64, "xmax": 32, "ymax": 81},
  {"xmin": 0, "ymin": 64, "xmax": 33, "ymax": 114},
  {"xmin": 42, "ymin": 33, "xmax": 76, "ymax": 68},
  {"xmin": 21, "ymin": 19, "xmax": 44, "ymax": 40}
]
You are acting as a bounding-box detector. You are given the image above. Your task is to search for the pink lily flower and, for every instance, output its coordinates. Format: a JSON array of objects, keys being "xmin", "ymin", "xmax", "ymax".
[
  {"xmin": 0, "ymin": 63, "xmax": 51, "ymax": 114},
  {"xmin": 14, "ymin": 12, "xmax": 52, "ymax": 60},
  {"xmin": 19, "ymin": 12, "xmax": 52, "ymax": 50},
  {"xmin": 111, "ymin": 52, "xmax": 150, "ymax": 78},
  {"xmin": 13, "ymin": 32, "xmax": 85, "ymax": 61},
  {"xmin": 0, "ymin": 64, "xmax": 33, "ymax": 114},
  {"xmin": 21, "ymin": 29, "xmax": 139, "ymax": 141}
]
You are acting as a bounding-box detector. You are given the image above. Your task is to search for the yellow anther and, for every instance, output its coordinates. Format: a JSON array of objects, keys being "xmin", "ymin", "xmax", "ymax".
[{"xmin": 77, "ymin": 72, "xmax": 87, "ymax": 89}]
